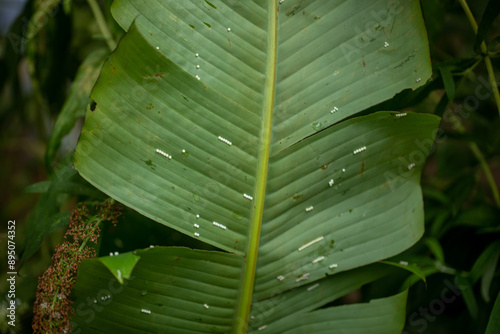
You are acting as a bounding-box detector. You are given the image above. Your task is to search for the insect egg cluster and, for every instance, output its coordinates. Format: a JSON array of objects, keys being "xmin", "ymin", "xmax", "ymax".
[
  {"xmin": 156, "ymin": 148, "xmax": 172, "ymax": 159},
  {"xmin": 218, "ymin": 136, "xmax": 232, "ymax": 145},
  {"xmin": 353, "ymin": 146, "xmax": 366, "ymax": 154}
]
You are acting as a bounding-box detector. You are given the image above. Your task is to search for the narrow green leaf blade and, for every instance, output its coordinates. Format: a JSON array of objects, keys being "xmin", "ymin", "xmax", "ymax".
[
  {"xmin": 474, "ymin": 0, "xmax": 500, "ymax": 52},
  {"xmin": 249, "ymin": 264, "xmax": 399, "ymax": 330},
  {"xmin": 263, "ymin": 290, "xmax": 408, "ymax": 333},
  {"xmin": 439, "ymin": 66, "xmax": 455, "ymax": 104},
  {"xmin": 424, "ymin": 237, "xmax": 446, "ymax": 263},
  {"xmin": 456, "ymin": 274, "xmax": 479, "ymax": 320},
  {"xmin": 379, "ymin": 260, "xmax": 426, "ymax": 286},
  {"xmin": 470, "ymin": 240, "xmax": 500, "ymax": 284},
  {"xmin": 486, "ymin": 291, "xmax": 500, "ymax": 334},
  {"xmin": 46, "ymin": 49, "xmax": 108, "ymax": 166}
]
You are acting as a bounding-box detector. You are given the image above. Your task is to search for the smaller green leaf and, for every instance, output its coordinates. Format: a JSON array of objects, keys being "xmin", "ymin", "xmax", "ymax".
[
  {"xmin": 24, "ymin": 181, "xmax": 52, "ymax": 193},
  {"xmin": 401, "ymin": 267, "xmax": 440, "ymax": 290},
  {"xmin": 486, "ymin": 291, "xmax": 500, "ymax": 334},
  {"xmin": 98, "ymin": 252, "xmax": 141, "ymax": 284},
  {"xmin": 423, "ymin": 237, "xmax": 445, "ymax": 264},
  {"xmin": 480, "ymin": 252, "xmax": 499, "ymax": 303},
  {"xmin": 470, "ymin": 240, "xmax": 500, "ymax": 284},
  {"xmin": 19, "ymin": 158, "xmax": 91, "ymax": 268},
  {"xmin": 456, "ymin": 274, "xmax": 479, "ymax": 320},
  {"xmin": 422, "ymin": 186, "xmax": 451, "ymax": 205},
  {"xmin": 429, "ymin": 210, "xmax": 451, "ymax": 238},
  {"xmin": 468, "ymin": 241, "xmax": 500, "ymax": 303},
  {"xmin": 45, "ymin": 49, "xmax": 108, "ymax": 167},
  {"xmin": 261, "ymin": 290, "xmax": 408, "ymax": 334},
  {"xmin": 474, "ymin": 0, "xmax": 500, "ymax": 52},
  {"xmin": 19, "ymin": 211, "xmax": 71, "ymax": 269},
  {"xmin": 453, "ymin": 205, "xmax": 499, "ymax": 229},
  {"xmin": 439, "ymin": 66, "xmax": 455, "ymax": 104},
  {"xmin": 250, "ymin": 264, "xmax": 399, "ymax": 330},
  {"xmin": 24, "ymin": 178, "xmax": 103, "ymax": 197},
  {"xmin": 379, "ymin": 260, "xmax": 426, "ymax": 287}
]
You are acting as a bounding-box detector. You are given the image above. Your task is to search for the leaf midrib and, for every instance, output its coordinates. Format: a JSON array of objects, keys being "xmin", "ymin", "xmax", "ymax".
[{"xmin": 234, "ymin": 1, "xmax": 278, "ymax": 333}]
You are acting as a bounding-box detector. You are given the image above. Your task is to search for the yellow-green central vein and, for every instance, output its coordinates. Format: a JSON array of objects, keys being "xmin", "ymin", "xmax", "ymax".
[{"xmin": 233, "ymin": 1, "xmax": 278, "ymax": 333}]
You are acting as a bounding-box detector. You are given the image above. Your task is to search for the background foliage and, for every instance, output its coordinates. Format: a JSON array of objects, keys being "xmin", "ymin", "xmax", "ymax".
[{"xmin": 0, "ymin": 0, "xmax": 499, "ymax": 333}]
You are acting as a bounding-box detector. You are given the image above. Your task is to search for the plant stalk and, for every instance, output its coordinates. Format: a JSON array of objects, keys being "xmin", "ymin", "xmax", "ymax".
[
  {"xmin": 457, "ymin": 0, "xmax": 500, "ymax": 117},
  {"xmin": 455, "ymin": 0, "xmax": 500, "ymax": 207},
  {"xmin": 78, "ymin": 218, "xmax": 102, "ymax": 252},
  {"xmin": 233, "ymin": 1, "xmax": 278, "ymax": 333},
  {"xmin": 86, "ymin": 0, "xmax": 116, "ymax": 51},
  {"xmin": 447, "ymin": 113, "xmax": 500, "ymax": 207}
]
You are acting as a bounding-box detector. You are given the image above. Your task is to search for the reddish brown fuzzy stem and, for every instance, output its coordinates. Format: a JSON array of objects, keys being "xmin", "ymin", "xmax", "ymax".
[{"xmin": 32, "ymin": 201, "xmax": 122, "ymax": 333}]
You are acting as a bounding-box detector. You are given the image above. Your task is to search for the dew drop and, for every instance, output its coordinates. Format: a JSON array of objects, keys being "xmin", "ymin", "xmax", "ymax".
[
  {"xmin": 182, "ymin": 149, "xmax": 189, "ymax": 157},
  {"xmin": 193, "ymin": 191, "xmax": 200, "ymax": 202},
  {"xmin": 141, "ymin": 290, "xmax": 148, "ymax": 296}
]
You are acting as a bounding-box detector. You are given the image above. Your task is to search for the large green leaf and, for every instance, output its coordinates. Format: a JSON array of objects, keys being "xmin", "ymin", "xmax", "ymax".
[
  {"xmin": 71, "ymin": 248, "xmax": 404, "ymax": 333},
  {"xmin": 73, "ymin": 0, "xmax": 438, "ymax": 332},
  {"xmin": 45, "ymin": 48, "xmax": 108, "ymax": 167}
]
